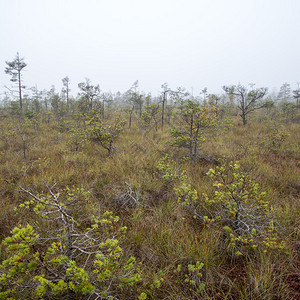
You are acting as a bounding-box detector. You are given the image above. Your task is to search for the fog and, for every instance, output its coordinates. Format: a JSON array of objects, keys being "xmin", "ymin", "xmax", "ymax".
[{"xmin": 1, "ymin": 0, "xmax": 299, "ymax": 96}]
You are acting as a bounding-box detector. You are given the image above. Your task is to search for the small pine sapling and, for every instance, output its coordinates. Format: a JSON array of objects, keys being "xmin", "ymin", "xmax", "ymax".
[
  {"xmin": 86, "ymin": 113, "xmax": 126, "ymax": 156},
  {"xmin": 170, "ymin": 100, "xmax": 218, "ymax": 160},
  {"xmin": 176, "ymin": 161, "xmax": 285, "ymax": 256},
  {"xmin": 0, "ymin": 185, "xmax": 141, "ymax": 299}
]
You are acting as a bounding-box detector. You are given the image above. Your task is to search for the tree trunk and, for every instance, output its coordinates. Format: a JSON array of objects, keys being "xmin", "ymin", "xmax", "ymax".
[
  {"xmin": 18, "ymin": 70, "xmax": 23, "ymax": 110},
  {"xmin": 66, "ymin": 88, "xmax": 69, "ymax": 110},
  {"xmin": 161, "ymin": 94, "xmax": 166, "ymax": 130},
  {"xmin": 154, "ymin": 118, "xmax": 158, "ymax": 131},
  {"xmin": 129, "ymin": 105, "xmax": 134, "ymax": 129},
  {"xmin": 241, "ymin": 113, "xmax": 247, "ymax": 125}
]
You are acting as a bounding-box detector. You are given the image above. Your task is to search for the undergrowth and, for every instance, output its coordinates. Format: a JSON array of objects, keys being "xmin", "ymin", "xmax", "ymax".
[{"xmin": 0, "ymin": 110, "xmax": 299, "ymax": 299}]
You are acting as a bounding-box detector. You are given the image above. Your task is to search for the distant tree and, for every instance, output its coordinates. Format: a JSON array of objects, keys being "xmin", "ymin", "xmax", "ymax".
[
  {"xmin": 201, "ymin": 87, "xmax": 208, "ymax": 104},
  {"xmin": 44, "ymin": 86, "xmax": 56, "ymax": 112},
  {"xmin": 30, "ymin": 86, "xmax": 43, "ymax": 113},
  {"xmin": 78, "ymin": 79, "xmax": 101, "ymax": 111},
  {"xmin": 124, "ymin": 105, "xmax": 135, "ymax": 129},
  {"xmin": 278, "ymin": 82, "xmax": 291, "ymax": 102},
  {"xmin": 62, "ymin": 76, "xmax": 71, "ymax": 109},
  {"xmin": 262, "ymin": 98, "xmax": 275, "ymax": 115},
  {"xmin": 123, "ymin": 89, "xmax": 135, "ymax": 129},
  {"xmin": 122, "ymin": 81, "xmax": 144, "ymax": 127},
  {"xmin": 160, "ymin": 83, "xmax": 171, "ymax": 130},
  {"xmin": 5, "ymin": 52, "xmax": 27, "ymax": 110},
  {"xmin": 101, "ymin": 92, "xmax": 113, "ymax": 119},
  {"xmin": 160, "ymin": 84, "xmax": 187, "ymax": 129},
  {"xmin": 208, "ymin": 94, "xmax": 221, "ymax": 116},
  {"xmin": 223, "ymin": 84, "xmax": 267, "ymax": 125},
  {"xmin": 292, "ymin": 84, "xmax": 300, "ymax": 105},
  {"xmin": 280, "ymin": 101, "xmax": 298, "ymax": 122},
  {"xmin": 0, "ymin": 92, "xmax": 11, "ymax": 108},
  {"xmin": 129, "ymin": 81, "xmax": 143, "ymax": 117},
  {"xmin": 144, "ymin": 93, "xmax": 152, "ymax": 106},
  {"xmin": 50, "ymin": 93, "xmax": 62, "ymax": 115},
  {"xmin": 135, "ymin": 93, "xmax": 144, "ymax": 117},
  {"xmin": 171, "ymin": 86, "xmax": 189, "ymax": 113},
  {"xmin": 32, "ymin": 98, "xmax": 42, "ymax": 114},
  {"xmin": 141, "ymin": 104, "xmax": 160, "ymax": 131}
]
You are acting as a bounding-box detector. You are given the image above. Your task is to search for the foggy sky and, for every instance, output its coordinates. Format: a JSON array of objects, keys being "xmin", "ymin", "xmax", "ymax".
[{"xmin": 1, "ymin": 0, "xmax": 299, "ymax": 98}]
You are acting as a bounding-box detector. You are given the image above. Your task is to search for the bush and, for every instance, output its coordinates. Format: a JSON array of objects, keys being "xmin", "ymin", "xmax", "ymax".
[
  {"xmin": 175, "ymin": 161, "xmax": 285, "ymax": 256},
  {"xmin": 0, "ymin": 185, "xmax": 141, "ymax": 299},
  {"xmin": 86, "ymin": 114, "xmax": 126, "ymax": 156}
]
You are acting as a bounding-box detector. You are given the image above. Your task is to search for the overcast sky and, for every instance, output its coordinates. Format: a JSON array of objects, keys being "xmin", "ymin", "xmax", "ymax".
[{"xmin": 1, "ymin": 0, "xmax": 299, "ymax": 98}]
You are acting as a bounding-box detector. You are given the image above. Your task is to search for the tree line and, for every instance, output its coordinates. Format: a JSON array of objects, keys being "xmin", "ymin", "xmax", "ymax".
[{"xmin": 2, "ymin": 53, "xmax": 300, "ymax": 127}]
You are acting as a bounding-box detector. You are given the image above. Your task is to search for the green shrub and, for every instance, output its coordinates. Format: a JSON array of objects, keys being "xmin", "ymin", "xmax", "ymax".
[
  {"xmin": 0, "ymin": 186, "xmax": 141, "ymax": 299},
  {"xmin": 86, "ymin": 114, "xmax": 126, "ymax": 156},
  {"xmin": 176, "ymin": 161, "xmax": 285, "ymax": 256}
]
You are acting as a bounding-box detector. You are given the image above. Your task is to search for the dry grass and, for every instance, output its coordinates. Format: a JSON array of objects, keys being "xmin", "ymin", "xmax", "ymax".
[{"xmin": 0, "ymin": 112, "xmax": 299, "ymax": 299}]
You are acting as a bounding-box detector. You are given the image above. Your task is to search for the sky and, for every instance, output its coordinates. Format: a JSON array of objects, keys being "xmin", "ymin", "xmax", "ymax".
[{"xmin": 0, "ymin": 0, "xmax": 299, "ymax": 98}]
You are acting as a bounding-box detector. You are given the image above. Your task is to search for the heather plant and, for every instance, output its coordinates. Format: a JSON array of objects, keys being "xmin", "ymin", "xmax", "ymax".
[{"xmin": 175, "ymin": 161, "xmax": 285, "ymax": 256}]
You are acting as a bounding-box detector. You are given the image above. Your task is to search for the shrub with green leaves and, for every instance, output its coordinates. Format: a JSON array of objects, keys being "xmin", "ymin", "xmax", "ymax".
[
  {"xmin": 173, "ymin": 261, "xmax": 205, "ymax": 297},
  {"xmin": 175, "ymin": 161, "xmax": 285, "ymax": 256},
  {"xmin": 86, "ymin": 113, "xmax": 126, "ymax": 156},
  {"xmin": 69, "ymin": 126, "xmax": 90, "ymax": 152},
  {"xmin": 155, "ymin": 154, "xmax": 187, "ymax": 186},
  {"xmin": 0, "ymin": 185, "xmax": 141, "ymax": 299},
  {"xmin": 262, "ymin": 125, "xmax": 290, "ymax": 152}
]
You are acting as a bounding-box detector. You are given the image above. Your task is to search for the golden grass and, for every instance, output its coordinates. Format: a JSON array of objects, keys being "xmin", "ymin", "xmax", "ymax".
[{"xmin": 0, "ymin": 112, "xmax": 299, "ymax": 299}]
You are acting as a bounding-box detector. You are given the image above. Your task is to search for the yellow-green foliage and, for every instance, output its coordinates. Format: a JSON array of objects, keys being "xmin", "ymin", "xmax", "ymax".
[
  {"xmin": 0, "ymin": 108, "xmax": 298, "ymax": 299},
  {"xmin": 262, "ymin": 124, "xmax": 290, "ymax": 152},
  {"xmin": 155, "ymin": 154, "xmax": 187, "ymax": 185},
  {"xmin": 86, "ymin": 113, "xmax": 126, "ymax": 155},
  {"xmin": 68, "ymin": 126, "xmax": 90, "ymax": 152},
  {"xmin": 173, "ymin": 261, "xmax": 205, "ymax": 295},
  {"xmin": 176, "ymin": 161, "xmax": 286, "ymax": 256},
  {"xmin": 0, "ymin": 187, "xmax": 141, "ymax": 299}
]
